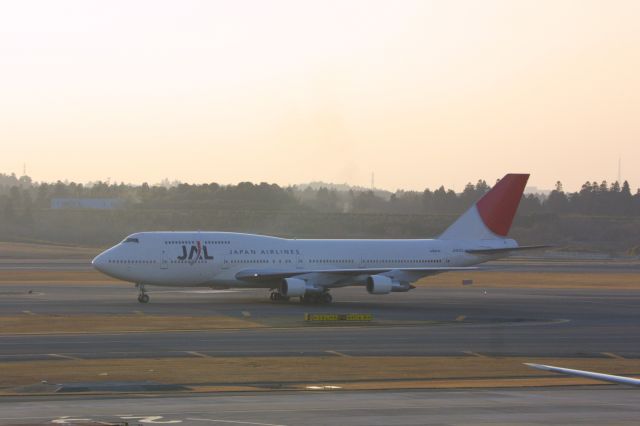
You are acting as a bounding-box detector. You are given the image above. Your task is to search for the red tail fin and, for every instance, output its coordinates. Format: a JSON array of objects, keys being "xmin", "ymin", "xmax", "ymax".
[
  {"xmin": 439, "ymin": 173, "xmax": 529, "ymax": 240},
  {"xmin": 476, "ymin": 174, "xmax": 529, "ymax": 237}
]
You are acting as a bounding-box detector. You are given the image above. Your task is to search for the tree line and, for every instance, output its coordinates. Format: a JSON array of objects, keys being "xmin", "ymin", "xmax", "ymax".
[
  {"xmin": 1, "ymin": 172, "xmax": 639, "ymax": 217},
  {"xmin": 0, "ymin": 172, "xmax": 639, "ymax": 252}
]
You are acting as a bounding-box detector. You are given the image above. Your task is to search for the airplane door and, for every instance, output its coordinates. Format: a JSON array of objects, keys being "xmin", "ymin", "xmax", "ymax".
[
  {"xmin": 296, "ymin": 255, "xmax": 305, "ymax": 269},
  {"xmin": 161, "ymin": 249, "xmax": 168, "ymax": 269},
  {"xmin": 222, "ymin": 255, "xmax": 230, "ymax": 270}
]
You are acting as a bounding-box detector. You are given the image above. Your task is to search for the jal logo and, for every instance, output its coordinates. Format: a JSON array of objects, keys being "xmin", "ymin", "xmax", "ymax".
[{"xmin": 177, "ymin": 241, "xmax": 214, "ymax": 263}]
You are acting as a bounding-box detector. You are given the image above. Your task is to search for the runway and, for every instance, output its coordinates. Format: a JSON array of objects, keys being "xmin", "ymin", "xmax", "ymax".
[
  {"xmin": 1, "ymin": 283, "xmax": 640, "ymax": 361},
  {"xmin": 1, "ymin": 387, "xmax": 639, "ymax": 425},
  {"xmin": 1, "ymin": 261, "xmax": 640, "ymax": 424}
]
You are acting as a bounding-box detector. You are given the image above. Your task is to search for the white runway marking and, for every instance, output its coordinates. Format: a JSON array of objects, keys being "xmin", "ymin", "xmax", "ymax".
[
  {"xmin": 306, "ymin": 385, "xmax": 343, "ymax": 390},
  {"xmin": 121, "ymin": 415, "xmax": 181, "ymax": 423},
  {"xmin": 187, "ymin": 418, "xmax": 288, "ymax": 426},
  {"xmin": 185, "ymin": 351, "xmax": 211, "ymax": 358},
  {"xmin": 462, "ymin": 351, "xmax": 487, "ymax": 358},
  {"xmin": 51, "ymin": 417, "xmax": 92, "ymax": 424},
  {"xmin": 48, "ymin": 353, "xmax": 82, "ymax": 360},
  {"xmin": 325, "ymin": 350, "xmax": 351, "ymax": 357},
  {"xmin": 601, "ymin": 352, "xmax": 625, "ymax": 359}
]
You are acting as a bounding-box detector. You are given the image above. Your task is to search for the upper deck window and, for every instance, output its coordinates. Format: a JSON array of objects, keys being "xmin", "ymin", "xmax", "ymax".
[{"xmin": 123, "ymin": 237, "xmax": 139, "ymax": 243}]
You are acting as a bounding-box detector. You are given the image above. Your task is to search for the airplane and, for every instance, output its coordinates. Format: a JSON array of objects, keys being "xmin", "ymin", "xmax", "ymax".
[
  {"xmin": 526, "ymin": 363, "xmax": 640, "ymax": 387},
  {"xmin": 92, "ymin": 173, "xmax": 546, "ymax": 304}
]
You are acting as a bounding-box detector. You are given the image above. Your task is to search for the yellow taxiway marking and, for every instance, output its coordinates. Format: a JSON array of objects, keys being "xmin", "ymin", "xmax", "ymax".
[
  {"xmin": 241, "ymin": 311, "xmax": 251, "ymax": 318},
  {"xmin": 463, "ymin": 351, "xmax": 488, "ymax": 358},
  {"xmin": 455, "ymin": 315, "xmax": 466, "ymax": 322},
  {"xmin": 133, "ymin": 311, "xmax": 145, "ymax": 315},
  {"xmin": 186, "ymin": 351, "xmax": 211, "ymax": 358},
  {"xmin": 602, "ymin": 352, "xmax": 625, "ymax": 359},
  {"xmin": 48, "ymin": 353, "xmax": 82, "ymax": 361},
  {"xmin": 325, "ymin": 350, "xmax": 351, "ymax": 358},
  {"xmin": 22, "ymin": 310, "xmax": 37, "ymax": 316}
]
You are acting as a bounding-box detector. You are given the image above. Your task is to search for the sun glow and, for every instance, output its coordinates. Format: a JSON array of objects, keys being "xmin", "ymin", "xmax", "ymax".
[{"xmin": 1, "ymin": 0, "xmax": 639, "ymax": 191}]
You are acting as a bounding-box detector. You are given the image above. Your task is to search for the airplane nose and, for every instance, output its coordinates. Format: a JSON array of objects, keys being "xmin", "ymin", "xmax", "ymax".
[{"xmin": 92, "ymin": 253, "xmax": 107, "ymax": 273}]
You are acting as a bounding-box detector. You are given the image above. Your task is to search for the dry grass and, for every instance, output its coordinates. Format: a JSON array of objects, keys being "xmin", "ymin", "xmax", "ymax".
[
  {"xmin": 0, "ymin": 314, "xmax": 264, "ymax": 334},
  {"xmin": 419, "ymin": 271, "xmax": 640, "ymax": 289},
  {"xmin": 1, "ymin": 356, "xmax": 639, "ymax": 391}
]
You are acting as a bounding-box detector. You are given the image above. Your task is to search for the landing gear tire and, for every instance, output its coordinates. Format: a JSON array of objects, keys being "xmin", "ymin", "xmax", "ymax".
[
  {"xmin": 306, "ymin": 295, "xmax": 316, "ymax": 304},
  {"xmin": 300, "ymin": 293, "xmax": 332, "ymax": 304},
  {"xmin": 270, "ymin": 291, "xmax": 290, "ymax": 302},
  {"xmin": 136, "ymin": 283, "xmax": 149, "ymax": 304}
]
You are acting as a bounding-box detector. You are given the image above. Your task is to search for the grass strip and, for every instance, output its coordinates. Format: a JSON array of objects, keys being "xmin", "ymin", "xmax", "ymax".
[
  {"xmin": 2, "ymin": 356, "xmax": 638, "ymax": 393},
  {"xmin": 0, "ymin": 314, "xmax": 264, "ymax": 334}
]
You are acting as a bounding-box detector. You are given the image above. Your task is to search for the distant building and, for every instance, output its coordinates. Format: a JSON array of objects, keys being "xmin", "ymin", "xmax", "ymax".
[
  {"xmin": 51, "ymin": 198, "xmax": 124, "ymax": 210},
  {"xmin": 524, "ymin": 186, "xmax": 551, "ymax": 196}
]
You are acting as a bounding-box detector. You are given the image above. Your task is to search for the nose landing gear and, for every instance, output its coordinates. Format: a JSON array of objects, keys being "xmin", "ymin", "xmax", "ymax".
[{"xmin": 136, "ymin": 283, "xmax": 149, "ymax": 303}]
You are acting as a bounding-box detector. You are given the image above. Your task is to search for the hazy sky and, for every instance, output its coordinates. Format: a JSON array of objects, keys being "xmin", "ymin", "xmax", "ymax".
[{"xmin": 1, "ymin": 0, "xmax": 639, "ymax": 191}]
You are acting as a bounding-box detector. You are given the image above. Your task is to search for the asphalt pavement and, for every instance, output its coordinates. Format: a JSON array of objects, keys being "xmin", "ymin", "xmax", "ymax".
[
  {"xmin": 1, "ymin": 283, "xmax": 639, "ymax": 360},
  {"xmin": 1, "ymin": 387, "xmax": 639, "ymax": 425}
]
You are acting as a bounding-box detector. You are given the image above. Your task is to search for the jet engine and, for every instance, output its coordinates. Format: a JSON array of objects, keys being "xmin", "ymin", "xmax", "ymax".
[
  {"xmin": 366, "ymin": 275, "xmax": 413, "ymax": 294},
  {"xmin": 366, "ymin": 275, "xmax": 394, "ymax": 294},
  {"xmin": 280, "ymin": 277, "xmax": 308, "ymax": 297}
]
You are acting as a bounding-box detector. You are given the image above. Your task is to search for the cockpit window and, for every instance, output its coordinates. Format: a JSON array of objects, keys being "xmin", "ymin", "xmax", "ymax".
[{"xmin": 123, "ymin": 237, "xmax": 139, "ymax": 243}]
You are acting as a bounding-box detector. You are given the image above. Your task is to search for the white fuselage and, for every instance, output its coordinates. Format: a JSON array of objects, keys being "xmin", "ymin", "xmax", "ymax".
[
  {"xmin": 92, "ymin": 174, "xmax": 532, "ymax": 301},
  {"xmin": 92, "ymin": 231, "xmax": 514, "ymax": 289}
]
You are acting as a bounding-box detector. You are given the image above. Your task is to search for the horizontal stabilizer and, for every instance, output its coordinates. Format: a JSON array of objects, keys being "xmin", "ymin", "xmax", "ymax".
[
  {"xmin": 466, "ymin": 245, "xmax": 552, "ymax": 255},
  {"xmin": 236, "ymin": 266, "xmax": 477, "ymax": 282}
]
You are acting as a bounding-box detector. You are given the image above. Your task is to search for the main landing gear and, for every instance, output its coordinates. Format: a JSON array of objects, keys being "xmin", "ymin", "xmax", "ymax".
[
  {"xmin": 269, "ymin": 291, "xmax": 290, "ymax": 302},
  {"xmin": 136, "ymin": 283, "xmax": 149, "ymax": 304},
  {"xmin": 269, "ymin": 290, "xmax": 333, "ymax": 304},
  {"xmin": 300, "ymin": 292, "xmax": 333, "ymax": 304}
]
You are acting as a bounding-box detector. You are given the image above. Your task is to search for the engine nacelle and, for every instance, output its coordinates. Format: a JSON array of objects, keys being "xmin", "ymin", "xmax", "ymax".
[
  {"xmin": 390, "ymin": 281, "xmax": 413, "ymax": 292},
  {"xmin": 280, "ymin": 277, "xmax": 307, "ymax": 297},
  {"xmin": 366, "ymin": 275, "xmax": 394, "ymax": 295},
  {"xmin": 366, "ymin": 276, "xmax": 413, "ymax": 294}
]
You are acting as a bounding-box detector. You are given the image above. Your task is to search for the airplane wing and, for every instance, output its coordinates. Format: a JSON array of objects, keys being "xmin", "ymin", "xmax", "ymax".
[
  {"xmin": 236, "ymin": 266, "xmax": 477, "ymax": 282},
  {"xmin": 466, "ymin": 245, "xmax": 552, "ymax": 255},
  {"xmin": 525, "ymin": 363, "xmax": 640, "ymax": 387}
]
